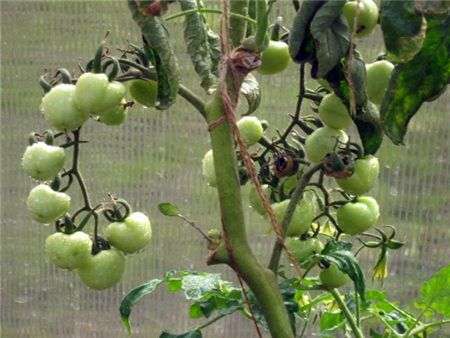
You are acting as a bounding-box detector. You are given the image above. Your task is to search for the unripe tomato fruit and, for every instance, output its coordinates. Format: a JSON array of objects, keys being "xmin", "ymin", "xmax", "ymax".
[
  {"xmin": 320, "ymin": 263, "xmax": 350, "ymax": 289},
  {"xmin": 285, "ymin": 237, "xmax": 324, "ymax": 268},
  {"xmin": 336, "ymin": 155, "xmax": 379, "ymax": 195},
  {"xmin": 22, "ymin": 142, "xmax": 66, "ymax": 181},
  {"xmin": 258, "ymin": 40, "xmax": 291, "ymax": 75},
  {"xmin": 73, "ymin": 72, "xmax": 109, "ymax": 113},
  {"xmin": 304, "ymin": 126, "xmax": 349, "ymax": 163},
  {"xmin": 27, "ymin": 184, "xmax": 70, "ymax": 223},
  {"xmin": 98, "ymin": 100, "xmax": 128, "ymax": 126},
  {"xmin": 45, "ymin": 231, "xmax": 92, "ymax": 270},
  {"xmin": 104, "ymin": 212, "xmax": 152, "ymax": 254},
  {"xmin": 40, "ymin": 84, "xmax": 89, "ymax": 131},
  {"xmin": 96, "ymin": 81, "xmax": 127, "ymax": 113},
  {"xmin": 128, "ymin": 79, "xmax": 158, "ymax": 107},
  {"xmin": 343, "ymin": 0, "xmax": 379, "ymax": 38},
  {"xmin": 248, "ymin": 184, "xmax": 270, "ymax": 215},
  {"xmin": 77, "ymin": 248, "xmax": 125, "ymax": 290},
  {"xmin": 202, "ymin": 149, "xmax": 216, "ymax": 187},
  {"xmin": 366, "ymin": 60, "xmax": 394, "ymax": 106},
  {"xmin": 237, "ymin": 116, "xmax": 264, "ymax": 146},
  {"xmin": 337, "ymin": 196, "xmax": 379, "ymax": 235},
  {"xmin": 318, "ymin": 93, "xmax": 352, "ymax": 129}
]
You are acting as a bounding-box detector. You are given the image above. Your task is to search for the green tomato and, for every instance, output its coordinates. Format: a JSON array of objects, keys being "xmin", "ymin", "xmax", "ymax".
[
  {"xmin": 343, "ymin": 0, "xmax": 379, "ymax": 38},
  {"xmin": 237, "ymin": 116, "xmax": 264, "ymax": 146},
  {"xmin": 318, "ymin": 93, "xmax": 352, "ymax": 129},
  {"xmin": 27, "ymin": 184, "xmax": 70, "ymax": 223},
  {"xmin": 320, "ymin": 263, "xmax": 350, "ymax": 289},
  {"xmin": 98, "ymin": 101, "xmax": 127, "ymax": 126},
  {"xmin": 128, "ymin": 79, "xmax": 158, "ymax": 107},
  {"xmin": 304, "ymin": 126, "xmax": 349, "ymax": 163},
  {"xmin": 22, "ymin": 142, "xmax": 66, "ymax": 181},
  {"xmin": 104, "ymin": 212, "xmax": 152, "ymax": 254},
  {"xmin": 258, "ymin": 40, "xmax": 291, "ymax": 75},
  {"xmin": 73, "ymin": 72, "xmax": 109, "ymax": 113},
  {"xmin": 285, "ymin": 237, "xmax": 324, "ymax": 268},
  {"xmin": 202, "ymin": 149, "xmax": 216, "ymax": 187},
  {"xmin": 77, "ymin": 248, "xmax": 125, "ymax": 290},
  {"xmin": 337, "ymin": 196, "xmax": 379, "ymax": 235},
  {"xmin": 96, "ymin": 81, "xmax": 127, "ymax": 113},
  {"xmin": 273, "ymin": 195, "xmax": 316, "ymax": 237},
  {"xmin": 40, "ymin": 84, "xmax": 89, "ymax": 131},
  {"xmin": 336, "ymin": 155, "xmax": 379, "ymax": 195},
  {"xmin": 248, "ymin": 184, "xmax": 270, "ymax": 215},
  {"xmin": 366, "ymin": 60, "xmax": 394, "ymax": 106},
  {"xmin": 45, "ymin": 231, "xmax": 92, "ymax": 270}
]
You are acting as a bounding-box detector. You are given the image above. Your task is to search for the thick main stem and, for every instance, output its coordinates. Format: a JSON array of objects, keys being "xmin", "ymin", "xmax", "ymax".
[{"xmin": 330, "ymin": 289, "xmax": 364, "ymax": 338}]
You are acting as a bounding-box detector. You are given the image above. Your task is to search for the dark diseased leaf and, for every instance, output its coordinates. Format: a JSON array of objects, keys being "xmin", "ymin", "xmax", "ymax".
[
  {"xmin": 310, "ymin": 0, "xmax": 350, "ymax": 77},
  {"xmin": 129, "ymin": 0, "xmax": 180, "ymax": 110},
  {"xmin": 160, "ymin": 330, "xmax": 202, "ymax": 338},
  {"xmin": 240, "ymin": 73, "xmax": 261, "ymax": 115},
  {"xmin": 381, "ymin": 16, "xmax": 450, "ymax": 144},
  {"xmin": 120, "ymin": 279, "xmax": 163, "ymax": 334},
  {"xmin": 179, "ymin": 0, "xmax": 217, "ymax": 92},
  {"xmin": 380, "ymin": 0, "xmax": 427, "ymax": 63},
  {"xmin": 353, "ymin": 102, "xmax": 383, "ymax": 155},
  {"xmin": 416, "ymin": 263, "xmax": 450, "ymax": 317},
  {"xmin": 158, "ymin": 202, "xmax": 180, "ymax": 216}
]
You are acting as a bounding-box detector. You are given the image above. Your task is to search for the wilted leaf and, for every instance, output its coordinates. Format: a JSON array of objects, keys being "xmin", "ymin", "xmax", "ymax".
[
  {"xmin": 240, "ymin": 73, "xmax": 261, "ymax": 115},
  {"xmin": 158, "ymin": 202, "xmax": 180, "ymax": 216}
]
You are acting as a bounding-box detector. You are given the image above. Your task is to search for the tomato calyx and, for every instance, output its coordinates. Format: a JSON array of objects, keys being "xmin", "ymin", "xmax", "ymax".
[
  {"xmin": 323, "ymin": 152, "xmax": 354, "ymax": 178},
  {"xmin": 91, "ymin": 236, "xmax": 111, "ymax": 256}
]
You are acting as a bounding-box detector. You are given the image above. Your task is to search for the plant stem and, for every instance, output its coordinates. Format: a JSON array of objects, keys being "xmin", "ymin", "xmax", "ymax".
[
  {"xmin": 405, "ymin": 320, "xmax": 450, "ymax": 337},
  {"xmin": 195, "ymin": 313, "xmax": 228, "ymax": 331},
  {"xmin": 178, "ymin": 84, "xmax": 207, "ymax": 118},
  {"xmin": 71, "ymin": 129, "xmax": 92, "ymax": 210},
  {"xmin": 229, "ymin": 0, "xmax": 249, "ymax": 47},
  {"xmin": 330, "ymin": 289, "xmax": 364, "ymax": 338},
  {"xmin": 164, "ymin": 8, "xmax": 256, "ymax": 24}
]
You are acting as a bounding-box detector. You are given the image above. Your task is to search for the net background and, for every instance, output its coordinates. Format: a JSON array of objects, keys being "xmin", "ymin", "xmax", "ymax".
[{"xmin": 1, "ymin": 1, "xmax": 449, "ymax": 337}]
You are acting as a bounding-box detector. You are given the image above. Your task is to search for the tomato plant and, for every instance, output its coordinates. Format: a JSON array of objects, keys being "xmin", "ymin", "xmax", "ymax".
[{"xmin": 21, "ymin": 0, "xmax": 449, "ymax": 337}]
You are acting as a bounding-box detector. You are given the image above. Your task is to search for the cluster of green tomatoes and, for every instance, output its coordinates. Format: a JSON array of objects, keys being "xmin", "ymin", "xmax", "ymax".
[{"xmin": 22, "ymin": 69, "xmax": 158, "ymax": 290}]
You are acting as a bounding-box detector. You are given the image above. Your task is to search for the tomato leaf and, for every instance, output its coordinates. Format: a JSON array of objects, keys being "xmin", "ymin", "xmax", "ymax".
[
  {"xmin": 158, "ymin": 202, "xmax": 180, "ymax": 217},
  {"xmin": 120, "ymin": 278, "xmax": 163, "ymax": 334},
  {"xmin": 160, "ymin": 330, "xmax": 202, "ymax": 338},
  {"xmin": 380, "ymin": 0, "xmax": 426, "ymax": 63},
  {"xmin": 240, "ymin": 73, "xmax": 261, "ymax": 115},
  {"xmin": 416, "ymin": 264, "xmax": 450, "ymax": 317},
  {"xmin": 320, "ymin": 311, "xmax": 345, "ymax": 333},
  {"xmin": 180, "ymin": 0, "xmax": 217, "ymax": 92},
  {"xmin": 381, "ymin": 16, "xmax": 450, "ymax": 144},
  {"xmin": 129, "ymin": 1, "xmax": 180, "ymax": 110}
]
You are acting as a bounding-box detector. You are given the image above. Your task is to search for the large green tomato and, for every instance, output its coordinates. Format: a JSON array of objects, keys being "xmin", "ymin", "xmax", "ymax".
[
  {"xmin": 285, "ymin": 237, "xmax": 324, "ymax": 268},
  {"xmin": 40, "ymin": 84, "xmax": 89, "ymax": 131},
  {"xmin": 73, "ymin": 72, "xmax": 109, "ymax": 113},
  {"xmin": 202, "ymin": 149, "xmax": 216, "ymax": 187},
  {"xmin": 128, "ymin": 79, "xmax": 158, "ymax": 107},
  {"xmin": 320, "ymin": 264, "xmax": 350, "ymax": 289},
  {"xmin": 304, "ymin": 127, "xmax": 349, "ymax": 163},
  {"xmin": 22, "ymin": 142, "xmax": 66, "ymax": 181},
  {"xmin": 273, "ymin": 193, "xmax": 316, "ymax": 237},
  {"xmin": 96, "ymin": 81, "xmax": 127, "ymax": 113},
  {"xmin": 27, "ymin": 184, "xmax": 70, "ymax": 223},
  {"xmin": 337, "ymin": 196, "xmax": 379, "ymax": 235},
  {"xmin": 258, "ymin": 40, "xmax": 291, "ymax": 75},
  {"xmin": 248, "ymin": 184, "xmax": 270, "ymax": 215},
  {"xmin": 366, "ymin": 60, "xmax": 394, "ymax": 106},
  {"xmin": 237, "ymin": 116, "xmax": 264, "ymax": 146},
  {"xmin": 343, "ymin": 0, "xmax": 379, "ymax": 37},
  {"xmin": 77, "ymin": 248, "xmax": 125, "ymax": 290},
  {"xmin": 98, "ymin": 100, "xmax": 127, "ymax": 126},
  {"xmin": 318, "ymin": 93, "xmax": 352, "ymax": 129},
  {"xmin": 336, "ymin": 155, "xmax": 379, "ymax": 195},
  {"xmin": 45, "ymin": 231, "xmax": 92, "ymax": 270},
  {"xmin": 104, "ymin": 212, "xmax": 152, "ymax": 254}
]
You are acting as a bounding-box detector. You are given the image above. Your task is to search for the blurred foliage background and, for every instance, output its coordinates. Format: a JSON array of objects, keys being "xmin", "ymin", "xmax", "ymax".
[{"xmin": 1, "ymin": 1, "xmax": 449, "ymax": 337}]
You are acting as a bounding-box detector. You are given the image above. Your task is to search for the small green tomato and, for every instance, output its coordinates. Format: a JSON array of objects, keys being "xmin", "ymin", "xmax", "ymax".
[
  {"xmin": 73, "ymin": 72, "xmax": 109, "ymax": 113},
  {"xmin": 343, "ymin": 0, "xmax": 379, "ymax": 38},
  {"xmin": 45, "ymin": 231, "xmax": 92, "ymax": 270},
  {"xmin": 22, "ymin": 142, "xmax": 66, "ymax": 181},
  {"xmin": 202, "ymin": 149, "xmax": 216, "ymax": 187},
  {"xmin": 304, "ymin": 127, "xmax": 349, "ymax": 163},
  {"xmin": 318, "ymin": 93, "xmax": 352, "ymax": 129},
  {"xmin": 366, "ymin": 60, "xmax": 394, "ymax": 106},
  {"xmin": 27, "ymin": 184, "xmax": 70, "ymax": 223},
  {"xmin": 285, "ymin": 237, "xmax": 324, "ymax": 268},
  {"xmin": 336, "ymin": 155, "xmax": 379, "ymax": 195},
  {"xmin": 320, "ymin": 263, "xmax": 351, "ymax": 289},
  {"xmin": 237, "ymin": 116, "xmax": 264, "ymax": 146},
  {"xmin": 258, "ymin": 40, "xmax": 291, "ymax": 75},
  {"xmin": 98, "ymin": 100, "xmax": 127, "ymax": 126},
  {"xmin": 96, "ymin": 81, "xmax": 127, "ymax": 113},
  {"xmin": 337, "ymin": 196, "xmax": 379, "ymax": 235}
]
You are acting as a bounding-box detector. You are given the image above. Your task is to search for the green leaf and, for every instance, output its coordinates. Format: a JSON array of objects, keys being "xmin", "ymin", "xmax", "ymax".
[
  {"xmin": 416, "ymin": 264, "xmax": 450, "ymax": 317},
  {"xmin": 310, "ymin": 0, "xmax": 350, "ymax": 78},
  {"xmin": 319, "ymin": 311, "xmax": 345, "ymax": 333},
  {"xmin": 181, "ymin": 273, "xmax": 222, "ymax": 300},
  {"xmin": 381, "ymin": 16, "xmax": 450, "ymax": 144},
  {"xmin": 129, "ymin": 1, "xmax": 180, "ymax": 110},
  {"xmin": 160, "ymin": 330, "xmax": 202, "ymax": 338},
  {"xmin": 158, "ymin": 202, "xmax": 180, "ymax": 216},
  {"xmin": 120, "ymin": 279, "xmax": 163, "ymax": 334},
  {"xmin": 179, "ymin": 0, "xmax": 217, "ymax": 92},
  {"xmin": 240, "ymin": 73, "xmax": 261, "ymax": 115},
  {"xmin": 380, "ymin": 0, "xmax": 426, "ymax": 63}
]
